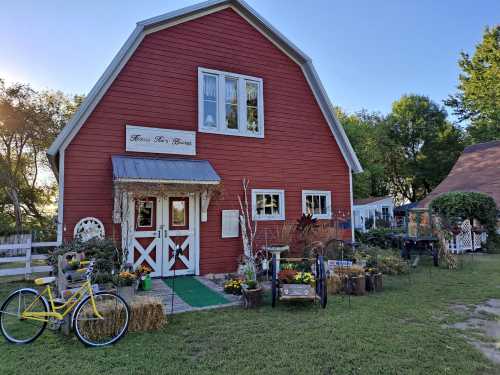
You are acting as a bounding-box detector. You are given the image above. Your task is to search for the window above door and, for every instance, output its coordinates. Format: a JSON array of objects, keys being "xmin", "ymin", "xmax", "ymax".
[{"xmin": 198, "ymin": 67, "xmax": 264, "ymax": 138}]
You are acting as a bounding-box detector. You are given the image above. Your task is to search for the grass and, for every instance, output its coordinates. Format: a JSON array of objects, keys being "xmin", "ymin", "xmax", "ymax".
[{"xmin": 1, "ymin": 255, "xmax": 500, "ymax": 374}]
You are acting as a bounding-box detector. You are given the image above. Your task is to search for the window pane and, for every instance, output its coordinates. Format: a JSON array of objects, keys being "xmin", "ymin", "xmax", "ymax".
[
  {"xmin": 225, "ymin": 78, "xmax": 238, "ymax": 129},
  {"xmin": 203, "ymin": 101, "xmax": 217, "ymax": 128},
  {"xmin": 171, "ymin": 201, "xmax": 186, "ymax": 226},
  {"xmin": 246, "ymin": 81, "xmax": 258, "ymax": 107},
  {"xmin": 272, "ymin": 194, "xmax": 280, "ymax": 215},
  {"xmin": 246, "ymin": 81, "xmax": 259, "ymax": 132},
  {"xmin": 138, "ymin": 201, "xmax": 153, "ymax": 227},
  {"xmin": 264, "ymin": 194, "xmax": 272, "ymax": 215},
  {"xmin": 203, "ymin": 74, "xmax": 217, "ymax": 128},
  {"xmin": 313, "ymin": 195, "xmax": 320, "ymax": 214},
  {"xmin": 306, "ymin": 195, "xmax": 313, "ymax": 215},
  {"xmin": 256, "ymin": 194, "xmax": 264, "ymax": 215},
  {"xmin": 225, "ymin": 104, "xmax": 238, "ymax": 129},
  {"xmin": 203, "ymin": 74, "xmax": 217, "ymax": 100},
  {"xmin": 320, "ymin": 195, "xmax": 327, "ymax": 214}
]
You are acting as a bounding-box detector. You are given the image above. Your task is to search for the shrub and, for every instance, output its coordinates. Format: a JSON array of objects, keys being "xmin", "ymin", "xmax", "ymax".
[
  {"xmin": 430, "ymin": 192, "xmax": 497, "ymax": 235},
  {"xmin": 48, "ymin": 238, "xmax": 123, "ymax": 280},
  {"xmin": 377, "ymin": 255, "xmax": 409, "ymax": 275}
]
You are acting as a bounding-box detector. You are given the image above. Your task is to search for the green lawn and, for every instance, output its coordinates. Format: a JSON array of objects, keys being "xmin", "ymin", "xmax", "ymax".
[{"xmin": 1, "ymin": 255, "xmax": 500, "ymax": 374}]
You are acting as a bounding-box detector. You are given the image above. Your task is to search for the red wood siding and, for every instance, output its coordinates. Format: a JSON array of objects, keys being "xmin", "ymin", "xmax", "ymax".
[{"xmin": 63, "ymin": 8, "xmax": 351, "ymax": 274}]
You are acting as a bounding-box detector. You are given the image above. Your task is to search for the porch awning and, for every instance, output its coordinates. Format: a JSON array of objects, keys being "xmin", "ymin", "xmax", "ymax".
[{"xmin": 111, "ymin": 156, "xmax": 220, "ymax": 184}]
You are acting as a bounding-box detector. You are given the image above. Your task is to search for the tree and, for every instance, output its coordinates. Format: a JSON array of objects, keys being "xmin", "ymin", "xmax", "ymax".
[
  {"xmin": 381, "ymin": 95, "xmax": 464, "ymax": 202},
  {"xmin": 0, "ymin": 78, "xmax": 83, "ymax": 232},
  {"xmin": 337, "ymin": 108, "xmax": 388, "ymax": 199},
  {"xmin": 445, "ymin": 26, "xmax": 500, "ymax": 143}
]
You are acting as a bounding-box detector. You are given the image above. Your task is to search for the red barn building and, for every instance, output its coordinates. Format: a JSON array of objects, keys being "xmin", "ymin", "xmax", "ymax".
[{"xmin": 48, "ymin": 0, "xmax": 362, "ymax": 277}]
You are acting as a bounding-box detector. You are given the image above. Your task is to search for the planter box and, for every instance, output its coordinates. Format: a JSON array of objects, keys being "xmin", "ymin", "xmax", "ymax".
[
  {"xmin": 242, "ymin": 287, "xmax": 263, "ymax": 308},
  {"xmin": 343, "ymin": 275, "xmax": 365, "ymax": 295},
  {"xmin": 280, "ymin": 283, "xmax": 315, "ymax": 301}
]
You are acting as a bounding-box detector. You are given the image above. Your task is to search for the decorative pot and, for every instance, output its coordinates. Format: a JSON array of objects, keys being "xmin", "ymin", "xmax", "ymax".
[
  {"xmin": 140, "ymin": 275, "xmax": 153, "ymax": 291},
  {"xmin": 343, "ymin": 275, "xmax": 365, "ymax": 295},
  {"xmin": 373, "ymin": 273, "xmax": 383, "ymax": 292},
  {"xmin": 327, "ymin": 275, "xmax": 342, "ymax": 295},
  {"xmin": 242, "ymin": 287, "xmax": 263, "ymax": 308},
  {"xmin": 365, "ymin": 273, "xmax": 375, "ymax": 292}
]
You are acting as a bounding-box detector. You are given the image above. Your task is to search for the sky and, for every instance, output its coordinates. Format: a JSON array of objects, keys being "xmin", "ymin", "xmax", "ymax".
[{"xmin": 0, "ymin": 0, "xmax": 498, "ymax": 116}]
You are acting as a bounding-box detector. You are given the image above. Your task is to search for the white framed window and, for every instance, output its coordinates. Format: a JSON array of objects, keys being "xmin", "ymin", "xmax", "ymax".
[
  {"xmin": 302, "ymin": 190, "xmax": 332, "ymax": 219},
  {"xmin": 198, "ymin": 67, "xmax": 264, "ymax": 138},
  {"xmin": 252, "ymin": 189, "xmax": 285, "ymax": 221},
  {"xmin": 381, "ymin": 206, "xmax": 390, "ymax": 221}
]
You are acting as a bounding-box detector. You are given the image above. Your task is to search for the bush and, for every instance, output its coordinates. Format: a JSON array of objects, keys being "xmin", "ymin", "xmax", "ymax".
[
  {"xmin": 430, "ymin": 192, "xmax": 497, "ymax": 235},
  {"xmin": 377, "ymin": 255, "xmax": 409, "ymax": 275},
  {"xmin": 48, "ymin": 238, "xmax": 123, "ymax": 277},
  {"xmin": 353, "ymin": 245, "xmax": 408, "ymax": 275}
]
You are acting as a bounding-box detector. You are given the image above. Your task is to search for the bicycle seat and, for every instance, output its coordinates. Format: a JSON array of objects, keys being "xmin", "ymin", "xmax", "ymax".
[{"xmin": 34, "ymin": 277, "xmax": 56, "ymax": 286}]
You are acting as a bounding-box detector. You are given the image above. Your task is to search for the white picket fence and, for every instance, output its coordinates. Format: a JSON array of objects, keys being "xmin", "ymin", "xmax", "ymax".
[{"xmin": 0, "ymin": 234, "xmax": 57, "ymax": 278}]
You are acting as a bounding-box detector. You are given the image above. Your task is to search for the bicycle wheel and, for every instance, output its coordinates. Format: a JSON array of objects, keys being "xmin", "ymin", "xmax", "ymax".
[
  {"xmin": 73, "ymin": 292, "xmax": 129, "ymax": 347},
  {"xmin": 0, "ymin": 289, "xmax": 48, "ymax": 344}
]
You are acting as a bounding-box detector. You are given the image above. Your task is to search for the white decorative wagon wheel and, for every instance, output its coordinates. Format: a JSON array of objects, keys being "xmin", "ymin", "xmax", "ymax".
[{"xmin": 74, "ymin": 217, "xmax": 105, "ymax": 242}]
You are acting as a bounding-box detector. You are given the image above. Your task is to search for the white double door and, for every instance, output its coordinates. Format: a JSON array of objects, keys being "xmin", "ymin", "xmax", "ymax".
[{"xmin": 129, "ymin": 193, "xmax": 199, "ymax": 277}]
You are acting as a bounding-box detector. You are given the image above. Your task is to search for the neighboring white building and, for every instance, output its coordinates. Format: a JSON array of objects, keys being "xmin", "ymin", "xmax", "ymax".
[{"xmin": 353, "ymin": 196, "xmax": 395, "ymax": 232}]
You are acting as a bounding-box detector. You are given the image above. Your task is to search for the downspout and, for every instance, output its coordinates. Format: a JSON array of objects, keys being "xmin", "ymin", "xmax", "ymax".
[
  {"xmin": 55, "ymin": 150, "xmax": 64, "ymax": 245},
  {"xmin": 349, "ymin": 167, "xmax": 354, "ymax": 243}
]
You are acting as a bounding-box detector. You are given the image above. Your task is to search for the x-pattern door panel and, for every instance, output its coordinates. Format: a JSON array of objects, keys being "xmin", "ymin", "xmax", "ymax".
[
  {"xmin": 130, "ymin": 197, "xmax": 162, "ymax": 277},
  {"xmin": 129, "ymin": 195, "xmax": 196, "ymax": 277},
  {"xmin": 163, "ymin": 196, "xmax": 195, "ymax": 276}
]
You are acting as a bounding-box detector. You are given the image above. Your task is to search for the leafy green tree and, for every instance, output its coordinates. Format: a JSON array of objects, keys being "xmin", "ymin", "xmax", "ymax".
[
  {"xmin": 381, "ymin": 95, "xmax": 464, "ymax": 202},
  {"xmin": 0, "ymin": 78, "xmax": 83, "ymax": 233},
  {"xmin": 445, "ymin": 26, "xmax": 500, "ymax": 143},
  {"xmin": 337, "ymin": 108, "xmax": 388, "ymax": 199}
]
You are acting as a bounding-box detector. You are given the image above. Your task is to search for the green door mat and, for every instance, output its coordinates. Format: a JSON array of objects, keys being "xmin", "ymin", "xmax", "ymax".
[{"xmin": 163, "ymin": 276, "xmax": 229, "ymax": 307}]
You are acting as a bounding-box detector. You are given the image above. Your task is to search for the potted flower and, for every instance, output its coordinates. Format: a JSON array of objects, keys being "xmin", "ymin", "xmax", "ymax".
[
  {"xmin": 336, "ymin": 265, "xmax": 365, "ymax": 295},
  {"xmin": 278, "ymin": 269, "xmax": 316, "ymax": 298},
  {"xmin": 136, "ymin": 265, "xmax": 153, "ymax": 291},
  {"xmin": 224, "ymin": 279, "xmax": 243, "ymax": 295},
  {"xmin": 241, "ymin": 279, "xmax": 263, "ymax": 308},
  {"xmin": 114, "ymin": 271, "xmax": 138, "ymax": 301}
]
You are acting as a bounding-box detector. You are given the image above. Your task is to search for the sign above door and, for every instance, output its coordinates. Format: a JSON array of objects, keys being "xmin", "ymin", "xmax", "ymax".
[{"xmin": 126, "ymin": 125, "xmax": 196, "ymax": 155}]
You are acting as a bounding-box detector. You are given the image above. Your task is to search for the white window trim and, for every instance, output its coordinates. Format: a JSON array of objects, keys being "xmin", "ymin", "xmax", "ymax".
[
  {"xmin": 302, "ymin": 190, "xmax": 332, "ymax": 220},
  {"xmin": 198, "ymin": 67, "xmax": 264, "ymax": 138},
  {"xmin": 252, "ymin": 189, "xmax": 285, "ymax": 221}
]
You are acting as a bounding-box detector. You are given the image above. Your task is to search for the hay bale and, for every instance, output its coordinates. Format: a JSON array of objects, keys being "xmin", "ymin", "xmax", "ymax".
[{"xmin": 128, "ymin": 296, "xmax": 167, "ymax": 332}]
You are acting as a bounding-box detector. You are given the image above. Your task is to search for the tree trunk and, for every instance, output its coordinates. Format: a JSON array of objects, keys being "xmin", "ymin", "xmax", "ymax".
[{"xmin": 5, "ymin": 187, "xmax": 22, "ymax": 232}]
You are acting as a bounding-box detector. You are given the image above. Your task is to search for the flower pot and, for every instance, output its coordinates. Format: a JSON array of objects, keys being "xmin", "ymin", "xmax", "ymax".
[
  {"xmin": 373, "ymin": 273, "xmax": 383, "ymax": 292},
  {"xmin": 327, "ymin": 275, "xmax": 342, "ymax": 295},
  {"xmin": 140, "ymin": 275, "xmax": 153, "ymax": 291},
  {"xmin": 365, "ymin": 273, "xmax": 375, "ymax": 292},
  {"xmin": 242, "ymin": 287, "xmax": 263, "ymax": 308},
  {"xmin": 343, "ymin": 275, "xmax": 365, "ymax": 295},
  {"xmin": 117, "ymin": 285, "xmax": 136, "ymax": 301}
]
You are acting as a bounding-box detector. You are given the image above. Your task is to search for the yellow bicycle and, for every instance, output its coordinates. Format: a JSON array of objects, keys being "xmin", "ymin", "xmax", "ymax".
[{"xmin": 0, "ymin": 261, "xmax": 130, "ymax": 347}]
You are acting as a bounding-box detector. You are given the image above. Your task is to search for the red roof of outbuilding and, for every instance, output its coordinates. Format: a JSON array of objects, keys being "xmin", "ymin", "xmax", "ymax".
[{"xmin": 418, "ymin": 140, "xmax": 500, "ymax": 209}]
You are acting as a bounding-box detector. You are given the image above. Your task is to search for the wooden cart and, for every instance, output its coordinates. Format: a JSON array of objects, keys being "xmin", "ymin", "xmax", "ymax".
[{"xmin": 271, "ymin": 255, "xmax": 327, "ymax": 309}]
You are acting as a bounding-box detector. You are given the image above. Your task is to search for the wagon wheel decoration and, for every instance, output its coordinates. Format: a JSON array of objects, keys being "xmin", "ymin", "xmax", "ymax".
[{"xmin": 74, "ymin": 217, "xmax": 105, "ymax": 242}]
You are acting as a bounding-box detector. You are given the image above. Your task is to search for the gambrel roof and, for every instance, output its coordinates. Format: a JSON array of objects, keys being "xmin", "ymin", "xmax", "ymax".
[{"xmin": 47, "ymin": 0, "xmax": 362, "ymax": 174}]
